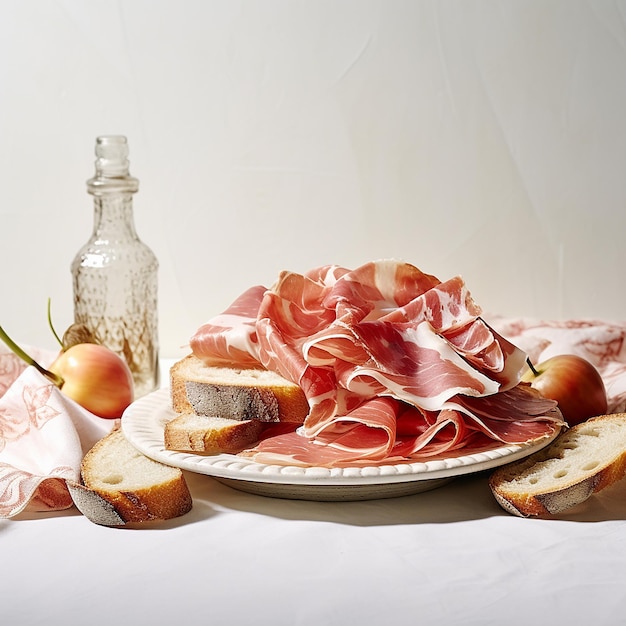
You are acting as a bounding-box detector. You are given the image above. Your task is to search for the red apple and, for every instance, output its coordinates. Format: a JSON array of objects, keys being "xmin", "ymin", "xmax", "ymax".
[
  {"xmin": 521, "ymin": 354, "xmax": 608, "ymax": 426},
  {"xmin": 48, "ymin": 343, "xmax": 134, "ymax": 419}
]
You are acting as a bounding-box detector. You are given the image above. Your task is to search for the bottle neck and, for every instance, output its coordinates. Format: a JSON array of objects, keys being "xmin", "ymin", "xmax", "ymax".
[
  {"xmin": 91, "ymin": 193, "xmax": 138, "ymax": 240},
  {"xmin": 85, "ymin": 136, "xmax": 142, "ymax": 241}
]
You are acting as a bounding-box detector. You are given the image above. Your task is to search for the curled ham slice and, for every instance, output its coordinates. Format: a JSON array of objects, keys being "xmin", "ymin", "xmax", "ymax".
[
  {"xmin": 191, "ymin": 285, "xmax": 265, "ymax": 366},
  {"xmin": 190, "ymin": 260, "xmax": 564, "ymax": 467}
]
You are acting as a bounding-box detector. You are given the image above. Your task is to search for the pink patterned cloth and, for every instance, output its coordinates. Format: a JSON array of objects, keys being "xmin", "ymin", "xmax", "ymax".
[
  {"xmin": 0, "ymin": 345, "xmax": 113, "ymax": 518},
  {"xmin": 487, "ymin": 317, "xmax": 626, "ymax": 413}
]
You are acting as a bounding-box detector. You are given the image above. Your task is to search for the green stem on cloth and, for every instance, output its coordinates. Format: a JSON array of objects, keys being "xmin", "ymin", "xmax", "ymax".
[{"xmin": 0, "ymin": 324, "xmax": 63, "ymax": 386}]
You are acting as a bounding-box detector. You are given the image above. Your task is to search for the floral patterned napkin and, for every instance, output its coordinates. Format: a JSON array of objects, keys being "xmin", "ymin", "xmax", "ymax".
[{"xmin": 0, "ymin": 345, "xmax": 113, "ymax": 518}]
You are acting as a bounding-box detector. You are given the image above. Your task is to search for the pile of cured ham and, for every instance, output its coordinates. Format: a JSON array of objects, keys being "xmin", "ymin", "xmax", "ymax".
[{"xmin": 190, "ymin": 260, "xmax": 565, "ymax": 468}]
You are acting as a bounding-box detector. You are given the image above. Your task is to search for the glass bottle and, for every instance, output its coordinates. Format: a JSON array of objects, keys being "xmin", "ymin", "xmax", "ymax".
[{"xmin": 71, "ymin": 135, "xmax": 159, "ymax": 399}]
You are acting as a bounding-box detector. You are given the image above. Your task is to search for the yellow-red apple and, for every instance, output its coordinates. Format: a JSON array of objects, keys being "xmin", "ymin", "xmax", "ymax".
[
  {"xmin": 521, "ymin": 354, "xmax": 608, "ymax": 426},
  {"xmin": 48, "ymin": 343, "xmax": 134, "ymax": 418}
]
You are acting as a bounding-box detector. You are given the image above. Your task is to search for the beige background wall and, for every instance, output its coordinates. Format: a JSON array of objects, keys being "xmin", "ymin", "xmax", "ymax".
[{"xmin": 1, "ymin": 0, "xmax": 625, "ymax": 358}]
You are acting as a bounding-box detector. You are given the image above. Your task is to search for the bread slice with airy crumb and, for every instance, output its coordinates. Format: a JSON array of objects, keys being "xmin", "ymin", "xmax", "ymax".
[
  {"xmin": 489, "ymin": 413, "xmax": 626, "ymax": 517},
  {"xmin": 68, "ymin": 428, "xmax": 192, "ymax": 526},
  {"xmin": 170, "ymin": 354, "xmax": 309, "ymax": 424}
]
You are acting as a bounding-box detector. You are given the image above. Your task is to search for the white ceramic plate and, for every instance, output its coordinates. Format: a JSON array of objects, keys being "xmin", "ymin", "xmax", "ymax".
[{"xmin": 121, "ymin": 388, "xmax": 560, "ymax": 501}]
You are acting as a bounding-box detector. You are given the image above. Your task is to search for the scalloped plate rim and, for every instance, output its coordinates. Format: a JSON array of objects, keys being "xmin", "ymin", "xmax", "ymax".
[{"xmin": 121, "ymin": 388, "xmax": 560, "ymax": 487}]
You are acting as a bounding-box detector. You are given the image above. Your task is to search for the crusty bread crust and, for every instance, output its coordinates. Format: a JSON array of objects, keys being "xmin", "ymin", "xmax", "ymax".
[
  {"xmin": 164, "ymin": 413, "xmax": 264, "ymax": 454},
  {"xmin": 489, "ymin": 413, "xmax": 626, "ymax": 517},
  {"xmin": 170, "ymin": 354, "xmax": 309, "ymax": 424},
  {"xmin": 71, "ymin": 429, "xmax": 192, "ymax": 526}
]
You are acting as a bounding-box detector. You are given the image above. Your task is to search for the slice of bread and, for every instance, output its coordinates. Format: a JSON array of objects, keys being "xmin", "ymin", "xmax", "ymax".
[
  {"xmin": 170, "ymin": 354, "xmax": 309, "ymax": 424},
  {"xmin": 68, "ymin": 428, "xmax": 192, "ymax": 526},
  {"xmin": 164, "ymin": 413, "xmax": 264, "ymax": 454},
  {"xmin": 489, "ymin": 413, "xmax": 626, "ymax": 517}
]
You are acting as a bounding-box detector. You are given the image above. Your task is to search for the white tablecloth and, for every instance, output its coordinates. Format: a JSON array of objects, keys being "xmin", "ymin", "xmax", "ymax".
[
  {"xmin": 3, "ymin": 359, "xmax": 626, "ymax": 626},
  {"xmin": 4, "ymin": 453, "xmax": 626, "ymax": 625}
]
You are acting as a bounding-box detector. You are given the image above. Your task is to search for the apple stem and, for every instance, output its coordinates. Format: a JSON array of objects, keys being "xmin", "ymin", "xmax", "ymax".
[
  {"xmin": 0, "ymin": 324, "xmax": 64, "ymax": 387},
  {"xmin": 526, "ymin": 357, "xmax": 540, "ymax": 377},
  {"xmin": 47, "ymin": 298, "xmax": 64, "ymax": 349}
]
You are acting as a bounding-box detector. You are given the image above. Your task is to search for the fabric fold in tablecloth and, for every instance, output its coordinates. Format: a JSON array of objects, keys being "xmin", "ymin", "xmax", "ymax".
[{"xmin": 0, "ymin": 345, "xmax": 113, "ymax": 518}]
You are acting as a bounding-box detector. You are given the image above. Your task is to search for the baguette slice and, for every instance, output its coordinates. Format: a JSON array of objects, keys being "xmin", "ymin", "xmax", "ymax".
[
  {"xmin": 170, "ymin": 354, "xmax": 309, "ymax": 424},
  {"xmin": 68, "ymin": 429, "xmax": 192, "ymax": 526},
  {"xmin": 164, "ymin": 413, "xmax": 264, "ymax": 454},
  {"xmin": 489, "ymin": 413, "xmax": 626, "ymax": 517}
]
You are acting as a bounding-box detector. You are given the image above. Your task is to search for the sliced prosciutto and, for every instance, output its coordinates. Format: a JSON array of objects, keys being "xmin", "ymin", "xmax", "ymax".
[
  {"xmin": 247, "ymin": 383, "xmax": 562, "ymax": 468},
  {"xmin": 190, "ymin": 260, "xmax": 564, "ymax": 467},
  {"xmin": 191, "ymin": 285, "xmax": 265, "ymax": 366}
]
